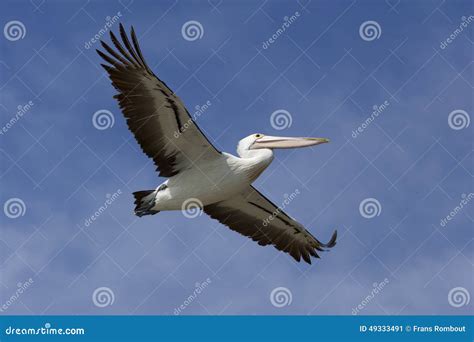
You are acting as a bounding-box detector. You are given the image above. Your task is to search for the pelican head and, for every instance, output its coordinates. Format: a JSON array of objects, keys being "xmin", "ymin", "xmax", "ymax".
[{"xmin": 237, "ymin": 133, "xmax": 329, "ymax": 157}]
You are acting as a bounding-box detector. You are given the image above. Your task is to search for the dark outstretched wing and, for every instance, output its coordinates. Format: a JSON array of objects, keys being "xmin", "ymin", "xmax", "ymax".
[
  {"xmin": 204, "ymin": 185, "xmax": 337, "ymax": 264},
  {"xmin": 97, "ymin": 24, "xmax": 220, "ymax": 177}
]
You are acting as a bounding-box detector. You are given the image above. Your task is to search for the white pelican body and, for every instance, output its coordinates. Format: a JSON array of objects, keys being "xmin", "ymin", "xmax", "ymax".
[
  {"xmin": 98, "ymin": 24, "xmax": 337, "ymax": 264},
  {"xmin": 152, "ymin": 149, "xmax": 273, "ymax": 211}
]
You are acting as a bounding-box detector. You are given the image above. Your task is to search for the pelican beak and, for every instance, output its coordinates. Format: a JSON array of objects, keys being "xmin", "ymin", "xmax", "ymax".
[{"xmin": 251, "ymin": 136, "xmax": 330, "ymax": 149}]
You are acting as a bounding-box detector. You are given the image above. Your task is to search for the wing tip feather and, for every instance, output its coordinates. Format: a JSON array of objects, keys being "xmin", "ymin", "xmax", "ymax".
[{"xmin": 324, "ymin": 229, "xmax": 337, "ymax": 248}]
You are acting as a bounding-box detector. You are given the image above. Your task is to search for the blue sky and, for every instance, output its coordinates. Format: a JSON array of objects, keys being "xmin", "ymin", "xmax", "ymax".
[{"xmin": 0, "ymin": 0, "xmax": 472, "ymax": 315}]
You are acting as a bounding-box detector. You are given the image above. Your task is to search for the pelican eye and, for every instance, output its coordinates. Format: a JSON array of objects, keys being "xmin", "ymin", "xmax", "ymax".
[{"xmin": 255, "ymin": 134, "xmax": 263, "ymax": 138}]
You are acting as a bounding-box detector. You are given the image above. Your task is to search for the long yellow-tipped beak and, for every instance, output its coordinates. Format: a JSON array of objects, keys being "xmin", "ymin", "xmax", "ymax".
[{"xmin": 251, "ymin": 136, "xmax": 330, "ymax": 149}]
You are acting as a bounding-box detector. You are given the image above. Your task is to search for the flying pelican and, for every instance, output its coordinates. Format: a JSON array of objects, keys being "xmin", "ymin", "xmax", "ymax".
[{"xmin": 97, "ymin": 24, "xmax": 337, "ymax": 264}]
